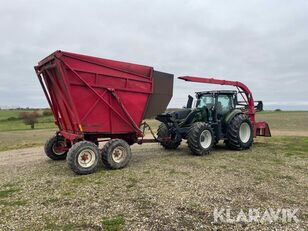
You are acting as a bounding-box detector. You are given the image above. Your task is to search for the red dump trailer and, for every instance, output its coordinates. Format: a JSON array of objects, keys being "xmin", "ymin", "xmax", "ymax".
[{"xmin": 35, "ymin": 51, "xmax": 173, "ymax": 174}]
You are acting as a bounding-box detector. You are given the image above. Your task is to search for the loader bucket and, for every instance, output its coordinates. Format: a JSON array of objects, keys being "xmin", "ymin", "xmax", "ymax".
[{"xmin": 255, "ymin": 121, "xmax": 271, "ymax": 137}]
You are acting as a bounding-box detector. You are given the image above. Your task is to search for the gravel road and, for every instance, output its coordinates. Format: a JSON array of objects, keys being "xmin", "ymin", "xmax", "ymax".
[{"xmin": 0, "ymin": 146, "xmax": 44, "ymax": 167}]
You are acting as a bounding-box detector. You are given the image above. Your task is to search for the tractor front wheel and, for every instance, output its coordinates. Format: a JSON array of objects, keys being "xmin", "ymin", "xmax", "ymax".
[
  {"xmin": 44, "ymin": 135, "xmax": 68, "ymax": 160},
  {"xmin": 157, "ymin": 123, "xmax": 181, "ymax": 149},
  {"xmin": 67, "ymin": 141, "xmax": 101, "ymax": 175},
  {"xmin": 102, "ymin": 139, "xmax": 132, "ymax": 169},
  {"xmin": 187, "ymin": 122, "xmax": 214, "ymax": 155},
  {"xmin": 226, "ymin": 113, "xmax": 253, "ymax": 150}
]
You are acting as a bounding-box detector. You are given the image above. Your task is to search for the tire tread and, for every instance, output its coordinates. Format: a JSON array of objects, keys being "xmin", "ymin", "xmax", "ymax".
[
  {"xmin": 226, "ymin": 113, "xmax": 253, "ymax": 150},
  {"xmin": 67, "ymin": 141, "xmax": 101, "ymax": 175},
  {"xmin": 102, "ymin": 139, "xmax": 132, "ymax": 169},
  {"xmin": 187, "ymin": 122, "xmax": 214, "ymax": 156},
  {"xmin": 157, "ymin": 123, "xmax": 181, "ymax": 149},
  {"xmin": 44, "ymin": 135, "xmax": 67, "ymax": 160}
]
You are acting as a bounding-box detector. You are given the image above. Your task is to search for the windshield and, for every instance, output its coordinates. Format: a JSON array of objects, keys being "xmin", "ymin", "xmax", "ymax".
[{"xmin": 196, "ymin": 94, "xmax": 214, "ymax": 108}]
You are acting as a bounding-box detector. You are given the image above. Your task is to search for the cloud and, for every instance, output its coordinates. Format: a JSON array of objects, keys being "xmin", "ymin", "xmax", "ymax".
[{"xmin": 0, "ymin": 0, "xmax": 307, "ymax": 110}]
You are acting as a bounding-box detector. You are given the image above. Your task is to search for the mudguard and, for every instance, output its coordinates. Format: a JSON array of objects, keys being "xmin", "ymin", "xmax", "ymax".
[{"xmin": 224, "ymin": 109, "xmax": 243, "ymax": 124}]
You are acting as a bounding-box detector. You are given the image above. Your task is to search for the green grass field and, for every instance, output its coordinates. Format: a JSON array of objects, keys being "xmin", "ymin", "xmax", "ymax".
[
  {"xmin": 0, "ymin": 109, "xmax": 56, "ymax": 151},
  {"xmin": 256, "ymin": 111, "xmax": 308, "ymax": 131},
  {"xmin": 0, "ymin": 109, "xmax": 55, "ymax": 131},
  {"xmin": 0, "ymin": 109, "xmax": 307, "ymax": 152}
]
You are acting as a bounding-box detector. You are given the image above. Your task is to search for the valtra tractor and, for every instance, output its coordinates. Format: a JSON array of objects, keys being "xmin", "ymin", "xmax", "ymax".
[
  {"xmin": 35, "ymin": 51, "xmax": 270, "ymax": 175},
  {"xmin": 156, "ymin": 76, "xmax": 271, "ymax": 155}
]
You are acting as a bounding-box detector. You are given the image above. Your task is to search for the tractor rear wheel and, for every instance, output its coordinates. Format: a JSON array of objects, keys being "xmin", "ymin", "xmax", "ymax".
[
  {"xmin": 44, "ymin": 135, "xmax": 68, "ymax": 160},
  {"xmin": 187, "ymin": 122, "xmax": 214, "ymax": 155},
  {"xmin": 102, "ymin": 139, "xmax": 132, "ymax": 169},
  {"xmin": 157, "ymin": 123, "xmax": 181, "ymax": 149},
  {"xmin": 226, "ymin": 113, "xmax": 253, "ymax": 150},
  {"xmin": 67, "ymin": 141, "xmax": 101, "ymax": 175}
]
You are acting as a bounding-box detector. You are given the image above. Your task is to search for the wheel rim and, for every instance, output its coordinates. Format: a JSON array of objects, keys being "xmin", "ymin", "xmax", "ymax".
[
  {"xmin": 77, "ymin": 149, "xmax": 96, "ymax": 168},
  {"xmin": 239, "ymin": 122, "xmax": 251, "ymax": 143},
  {"xmin": 200, "ymin": 130, "xmax": 212, "ymax": 149},
  {"xmin": 112, "ymin": 146, "xmax": 127, "ymax": 163},
  {"xmin": 52, "ymin": 141, "xmax": 66, "ymax": 155}
]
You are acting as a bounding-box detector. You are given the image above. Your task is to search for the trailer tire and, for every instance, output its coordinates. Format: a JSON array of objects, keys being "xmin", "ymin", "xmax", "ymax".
[
  {"xmin": 67, "ymin": 141, "xmax": 101, "ymax": 175},
  {"xmin": 44, "ymin": 135, "xmax": 68, "ymax": 160},
  {"xmin": 157, "ymin": 123, "xmax": 181, "ymax": 149},
  {"xmin": 102, "ymin": 139, "xmax": 132, "ymax": 169},
  {"xmin": 187, "ymin": 122, "xmax": 214, "ymax": 155},
  {"xmin": 226, "ymin": 113, "xmax": 253, "ymax": 150}
]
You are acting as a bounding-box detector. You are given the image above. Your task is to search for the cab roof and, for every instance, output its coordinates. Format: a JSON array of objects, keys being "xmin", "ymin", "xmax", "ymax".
[{"xmin": 196, "ymin": 90, "xmax": 237, "ymax": 96}]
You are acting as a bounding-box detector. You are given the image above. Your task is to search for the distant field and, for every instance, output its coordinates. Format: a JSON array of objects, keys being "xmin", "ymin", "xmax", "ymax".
[
  {"xmin": 0, "ymin": 109, "xmax": 56, "ymax": 131},
  {"xmin": 0, "ymin": 109, "xmax": 44, "ymax": 120},
  {"xmin": 0, "ymin": 109, "xmax": 56, "ymax": 151},
  {"xmin": 0, "ymin": 129, "xmax": 57, "ymax": 152},
  {"xmin": 256, "ymin": 111, "xmax": 308, "ymax": 131},
  {"xmin": 0, "ymin": 109, "xmax": 307, "ymax": 152}
]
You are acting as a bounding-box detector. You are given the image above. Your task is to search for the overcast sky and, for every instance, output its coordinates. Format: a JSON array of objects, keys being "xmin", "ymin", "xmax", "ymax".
[{"xmin": 0, "ymin": 0, "xmax": 307, "ymax": 110}]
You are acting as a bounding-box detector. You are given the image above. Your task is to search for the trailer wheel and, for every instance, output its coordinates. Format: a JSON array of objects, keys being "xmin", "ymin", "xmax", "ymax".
[
  {"xmin": 226, "ymin": 113, "xmax": 253, "ymax": 150},
  {"xmin": 102, "ymin": 139, "xmax": 132, "ymax": 169},
  {"xmin": 187, "ymin": 122, "xmax": 214, "ymax": 155},
  {"xmin": 67, "ymin": 141, "xmax": 101, "ymax": 175},
  {"xmin": 44, "ymin": 135, "xmax": 68, "ymax": 160},
  {"xmin": 157, "ymin": 123, "xmax": 181, "ymax": 149}
]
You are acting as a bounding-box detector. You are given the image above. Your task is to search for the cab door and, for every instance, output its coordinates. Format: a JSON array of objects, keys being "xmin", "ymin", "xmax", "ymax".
[{"xmin": 216, "ymin": 94, "xmax": 235, "ymax": 120}]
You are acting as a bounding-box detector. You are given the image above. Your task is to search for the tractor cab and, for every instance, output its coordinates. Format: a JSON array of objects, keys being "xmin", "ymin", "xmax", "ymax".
[
  {"xmin": 156, "ymin": 90, "xmax": 240, "ymax": 138},
  {"xmin": 194, "ymin": 90, "xmax": 237, "ymax": 122}
]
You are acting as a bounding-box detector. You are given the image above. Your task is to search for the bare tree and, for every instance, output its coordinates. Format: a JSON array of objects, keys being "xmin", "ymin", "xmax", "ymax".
[{"xmin": 19, "ymin": 111, "xmax": 40, "ymax": 129}]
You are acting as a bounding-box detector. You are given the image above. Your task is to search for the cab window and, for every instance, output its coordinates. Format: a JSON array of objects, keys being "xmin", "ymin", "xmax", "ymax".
[
  {"xmin": 197, "ymin": 94, "xmax": 214, "ymax": 109},
  {"xmin": 217, "ymin": 95, "xmax": 234, "ymax": 115}
]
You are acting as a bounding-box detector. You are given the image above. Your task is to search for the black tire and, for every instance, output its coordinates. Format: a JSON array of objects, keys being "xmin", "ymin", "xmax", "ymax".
[
  {"xmin": 187, "ymin": 122, "xmax": 214, "ymax": 156},
  {"xmin": 157, "ymin": 123, "xmax": 181, "ymax": 149},
  {"xmin": 226, "ymin": 113, "xmax": 253, "ymax": 150},
  {"xmin": 67, "ymin": 141, "xmax": 101, "ymax": 175},
  {"xmin": 102, "ymin": 139, "xmax": 132, "ymax": 169},
  {"xmin": 44, "ymin": 135, "xmax": 68, "ymax": 160}
]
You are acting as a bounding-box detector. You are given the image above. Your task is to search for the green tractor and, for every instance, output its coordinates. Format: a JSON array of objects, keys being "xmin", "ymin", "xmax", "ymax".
[{"xmin": 156, "ymin": 76, "xmax": 271, "ymax": 155}]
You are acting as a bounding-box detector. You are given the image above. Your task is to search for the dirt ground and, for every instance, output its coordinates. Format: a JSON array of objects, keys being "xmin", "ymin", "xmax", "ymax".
[{"xmin": 0, "ymin": 135, "xmax": 307, "ymax": 230}]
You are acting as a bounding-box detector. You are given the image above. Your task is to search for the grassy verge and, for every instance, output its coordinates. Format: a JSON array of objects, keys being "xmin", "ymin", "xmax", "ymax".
[
  {"xmin": 256, "ymin": 111, "xmax": 308, "ymax": 131},
  {"xmin": 0, "ymin": 129, "xmax": 56, "ymax": 152},
  {"xmin": 0, "ymin": 115, "xmax": 55, "ymax": 131}
]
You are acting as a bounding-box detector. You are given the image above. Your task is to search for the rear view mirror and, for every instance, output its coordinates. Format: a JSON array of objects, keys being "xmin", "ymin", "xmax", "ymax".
[
  {"xmin": 255, "ymin": 101, "xmax": 263, "ymax": 112},
  {"xmin": 186, "ymin": 95, "xmax": 193, "ymax": 109}
]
